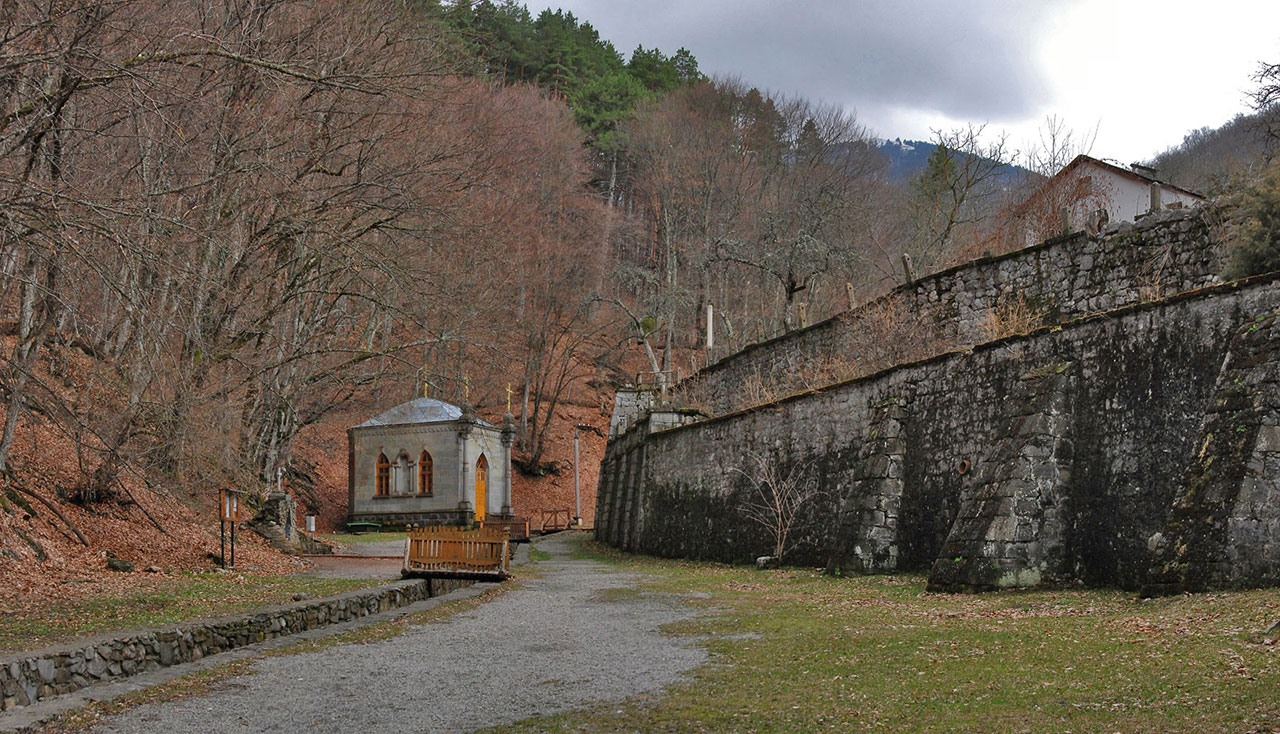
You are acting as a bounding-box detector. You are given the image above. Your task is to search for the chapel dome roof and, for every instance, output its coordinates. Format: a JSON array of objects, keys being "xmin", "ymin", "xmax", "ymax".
[{"xmin": 352, "ymin": 397, "xmax": 495, "ymax": 429}]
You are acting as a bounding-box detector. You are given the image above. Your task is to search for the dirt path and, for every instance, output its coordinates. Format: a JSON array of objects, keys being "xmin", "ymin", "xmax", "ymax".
[{"xmin": 89, "ymin": 533, "xmax": 706, "ymax": 733}]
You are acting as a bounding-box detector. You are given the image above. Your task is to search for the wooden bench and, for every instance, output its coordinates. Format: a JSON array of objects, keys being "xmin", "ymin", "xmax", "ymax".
[
  {"xmin": 346, "ymin": 521, "xmax": 382, "ymax": 534},
  {"xmin": 402, "ymin": 526, "xmax": 511, "ymax": 580}
]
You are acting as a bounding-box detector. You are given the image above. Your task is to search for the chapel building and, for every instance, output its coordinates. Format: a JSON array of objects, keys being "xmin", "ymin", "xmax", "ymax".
[{"xmin": 346, "ymin": 397, "xmax": 514, "ymax": 528}]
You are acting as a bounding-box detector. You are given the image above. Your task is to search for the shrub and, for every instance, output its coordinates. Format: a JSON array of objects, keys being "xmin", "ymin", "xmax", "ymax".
[
  {"xmin": 1224, "ymin": 164, "xmax": 1280, "ymax": 279},
  {"xmin": 978, "ymin": 293, "xmax": 1046, "ymax": 341}
]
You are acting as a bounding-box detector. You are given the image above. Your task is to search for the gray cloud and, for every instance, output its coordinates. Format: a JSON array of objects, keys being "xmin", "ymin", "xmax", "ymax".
[{"xmin": 531, "ymin": 0, "xmax": 1055, "ymax": 137}]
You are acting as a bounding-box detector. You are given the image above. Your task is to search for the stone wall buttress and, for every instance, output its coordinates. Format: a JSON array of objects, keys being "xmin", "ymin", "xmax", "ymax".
[
  {"xmin": 1143, "ymin": 311, "xmax": 1280, "ymax": 595},
  {"xmin": 826, "ymin": 398, "xmax": 906, "ymax": 574},
  {"xmin": 929, "ymin": 363, "xmax": 1076, "ymax": 591}
]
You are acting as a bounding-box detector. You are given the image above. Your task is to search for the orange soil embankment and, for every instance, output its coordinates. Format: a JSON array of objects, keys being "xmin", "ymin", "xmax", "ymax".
[
  {"xmin": 0, "ymin": 339, "xmax": 301, "ymax": 607},
  {"xmin": 0, "ymin": 403, "xmax": 303, "ymax": 605}
]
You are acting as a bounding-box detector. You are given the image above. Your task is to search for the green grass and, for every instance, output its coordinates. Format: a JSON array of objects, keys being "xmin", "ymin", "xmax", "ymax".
[
  {"xmin": 587, "ymin": 587, "xmax": 642, "ymax": 603},
  {"xmin": 492, "ymin": 537, "xmax": 1280, "ymax": 733},
  {"xmin": 0, "ymin": 573, "xmax": 384, "ymax": 654},
  {"xmin": 528, "ymin": 547, "xmax": 553, "ymax": 562}
]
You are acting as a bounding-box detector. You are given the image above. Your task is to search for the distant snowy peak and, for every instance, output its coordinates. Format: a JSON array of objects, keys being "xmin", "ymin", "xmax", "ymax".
[
  {"xmin": 873, "ymin": 137, "xmax": 1028, "ymax": 184},
  {"xmin": 873, "ymin": 138, "xmax": 937, "ymax": 182}
]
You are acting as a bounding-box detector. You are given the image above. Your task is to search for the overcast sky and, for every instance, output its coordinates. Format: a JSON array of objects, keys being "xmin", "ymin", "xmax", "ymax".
[{"xmin": 524, "ymin": 0, "xmax": 1280, "ymax": 166}]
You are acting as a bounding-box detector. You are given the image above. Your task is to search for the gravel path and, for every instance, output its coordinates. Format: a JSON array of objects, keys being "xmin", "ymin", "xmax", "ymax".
[
  {"xmin": 336, "ymin": 538, "xmax": 404, "ymax": 557},
  {"xmin": 295, "ymin": 555, "xmax": 402, "ymax": 579},
  {"xmin": 91, "ymin": 533, "xmax": 706, "ymax": 733},
  {"xmin": 296, "ymin": 535, "xmax": 403, "ymax": 579}
]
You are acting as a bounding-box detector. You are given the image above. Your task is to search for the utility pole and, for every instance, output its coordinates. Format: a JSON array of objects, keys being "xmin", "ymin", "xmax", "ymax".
[
  {"xmin": 706, "ymin": 303, "xmax": 714, "ymax": 361},
  {"xmin": 573, "ymin": 425, "xmax": 582, "ymax": 526}
]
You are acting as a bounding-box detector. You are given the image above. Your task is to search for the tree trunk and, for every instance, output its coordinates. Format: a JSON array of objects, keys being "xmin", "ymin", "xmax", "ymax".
[
  {"xmin": 607, "ymin": 148, "xmax": 618, "ymax": 208},
  {"xmin": 0, "ymin": 253, "xmax": 58, "ymax": 472}
]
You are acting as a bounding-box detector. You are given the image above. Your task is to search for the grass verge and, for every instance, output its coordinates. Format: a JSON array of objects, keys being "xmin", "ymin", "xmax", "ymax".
[
  {"xmin": 0, "ymin": 574, "xmax": 385, "ymax": 654},
  {"xmin": 492, "ymin": 536, "xmax": 1280, "ymax": 733}
]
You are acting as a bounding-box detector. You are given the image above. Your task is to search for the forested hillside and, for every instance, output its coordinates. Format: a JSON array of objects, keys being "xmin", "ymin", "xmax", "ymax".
[
  {"xmin": 4, "ymin": 0, "xmax": 1271, "ymax": 597},
  {"xmin": 0, "ymin": 0, "xmax": 619, "ymax": 585},
  {"xmin": 876, "ymin": 138, "xmax": 1028, "ymax": 184},
  {"xmin": 1151, "ymin": 112, "xmax": 1274, "ymax": 194}
]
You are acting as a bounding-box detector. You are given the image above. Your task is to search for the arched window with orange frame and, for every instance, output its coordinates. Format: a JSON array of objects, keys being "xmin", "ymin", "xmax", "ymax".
[
  {"xmin": 418, "ymin": 451, "xmax": 433, "ymax": 496},
  {"xmin": 375, "ymin": 453, "xmax": 390, "ymax": 496}
]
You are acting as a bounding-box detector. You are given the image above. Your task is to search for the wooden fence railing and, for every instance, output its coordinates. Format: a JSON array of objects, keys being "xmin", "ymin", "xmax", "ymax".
[
  {"xmin": 540, "ymin": 508, "xmax": 572, "ymax": 533},
  {"xmin": 481, "ymin": 517, "xmax": 530, "ymax": 542},
  {"xmin": 402, "ymin": 526, "xmax": 510, "ymax": 579}
]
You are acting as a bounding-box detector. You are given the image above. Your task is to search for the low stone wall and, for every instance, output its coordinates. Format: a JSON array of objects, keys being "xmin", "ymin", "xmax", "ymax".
[
  {"xmin": 596, "ymin": 273, "xmax": 1280, "ymax": 594},
  {"xmin": 691, "ymin": 206, "xmax": 1227, "ymax": 413},
  {"xmin": 0, "ymin": 576, "xmax": 472, "ymax": 711}
]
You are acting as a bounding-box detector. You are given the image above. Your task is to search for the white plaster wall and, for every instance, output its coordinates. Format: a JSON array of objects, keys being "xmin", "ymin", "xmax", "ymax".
[{"xmin": 1073, "ymin": 167, "xmax": 1202, "ymax": 225}]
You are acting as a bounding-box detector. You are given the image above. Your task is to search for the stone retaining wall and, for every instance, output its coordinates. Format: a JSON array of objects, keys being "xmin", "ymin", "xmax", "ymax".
[
  {"xmin": 0, "ymin": 576, "xmax": 472, "ymax": 711},
  {"xmin": 596, "ymin": 274, "xmax": 1280, "ymax": 594},
  {"xmin": 691, "ymin": 206, "xmax": 1227, "ymax": 413}
]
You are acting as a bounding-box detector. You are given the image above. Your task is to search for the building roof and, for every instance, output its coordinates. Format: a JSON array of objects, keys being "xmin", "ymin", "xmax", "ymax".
[
  {"xmin": 1058, "ymin": 154, "xmax": 1205, "ymax": 201},
  {"xmin": 352, "ymin": 397, "xmax": 496, "ymax": 429}
]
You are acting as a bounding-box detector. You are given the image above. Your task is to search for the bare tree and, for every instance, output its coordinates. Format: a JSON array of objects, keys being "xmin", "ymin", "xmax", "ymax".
[
  {"xmin": 0, "ymin": 0, "xmax": 616, "ymax": 500},
  {"xmin": 732, "ymin": 451, "xmax": 822, "ymax": 562},
  {"xmin": 1023, "ymin": 114, "xmax": 1099, "ymax": 177},
  {"xmin": 909, "ymin": 124, "xmax": 1014, "ymax": 268},
  {"xmin": 1252, "ymin": 58, "xmax": 1280, "ymax": 154},
  {"xmin": 620, "ymin": 79, "xmax": 889, "ymax": 357},
  {"xmin": 715, "ymin": 95, "xmax": 883, "ymax": 333}
]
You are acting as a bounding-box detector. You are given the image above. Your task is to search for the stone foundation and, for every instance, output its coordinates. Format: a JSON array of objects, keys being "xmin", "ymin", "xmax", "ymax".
[{"xmin": 347, "ymin": 509, "xmax": 471, "ymax": 529}]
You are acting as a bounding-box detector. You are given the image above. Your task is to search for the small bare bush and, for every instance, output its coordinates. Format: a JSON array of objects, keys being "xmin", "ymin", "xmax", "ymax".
[
  {"xmin": 1137, "ymin": 270, "xmax": 1166, "ymax": 303},
  {"xmin": 732, "ymin": 451, "xmax": 823, "ymax": 561},
  {"xmin": 795, "ymin": 355, "xmax": 860, "ymax": 391},
  {"xmin": 739, "ymin": 368, "xmax": 784, "ymax": 409},
  {"xmin": 843, "ymin": 296, "xmax": 950, "ymax": 374},
  {"xmin": 662, "ymin": 377, "xmax": 713, "ymax": 417},
  {"xmin": 977, "ymin": 294, "xmax": 1046, "ymax": 341}
]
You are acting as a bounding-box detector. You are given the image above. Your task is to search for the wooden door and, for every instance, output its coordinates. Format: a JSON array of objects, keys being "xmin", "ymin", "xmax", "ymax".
[{"xmin": 475, "ymin": 454, "xmax": 488, "ymax": 522}]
